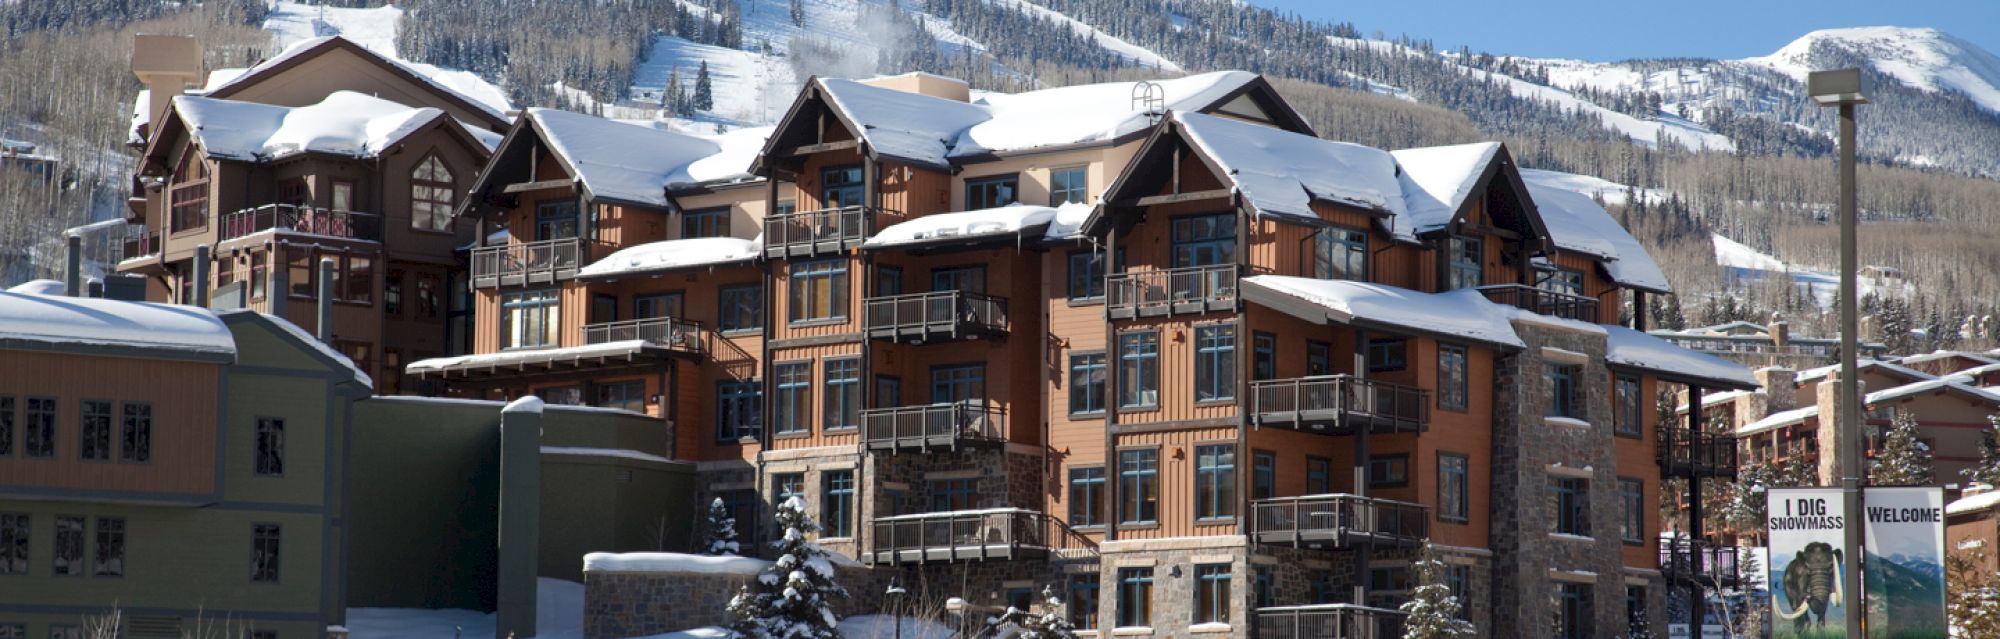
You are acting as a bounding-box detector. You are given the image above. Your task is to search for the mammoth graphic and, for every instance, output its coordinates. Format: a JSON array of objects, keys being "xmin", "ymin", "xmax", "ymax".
[{"xmin": 1777, "ymin": 541, "xmax": 1845, "ymax": 633}]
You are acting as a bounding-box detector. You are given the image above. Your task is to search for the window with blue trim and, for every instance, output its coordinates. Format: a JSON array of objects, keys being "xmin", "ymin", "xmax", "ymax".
[
  {"xmin": 1314, "ymin": 226, "xmax": 1368, "ymax": 281},
  {"xmin": 965, "ymin": 174, "xmax": 1018, "ymax": 210},
  {"xmin": 1253, "ymin": 450, "xmax": 1276, "ymax": 500},
  {"xmin": 1195, "ymin": 325, "xmax": 1236, "ymax": 402},
  {"xmin": 1448, "ymin": 235, "xmax": 1482, "ymax": 289},
  {"xmin": 1119, "ymin": 449, "xmax": 1158, "ymax": 524},
  {"xmin": 1307, "ymin": 456, "xmax": 1331, "ymax": 494},
  {"xmin": 930, "ymin": 478, "xmax": 977, "ymax": 512},
  {"xmin": 682, "ymin": 207, "xmax": 730, "ymax": 239},
  {"xmin": 1069, "ymin": 574, "xmax": 1101, "ymax": 629},
  {"xmin": 1117, "ymin": 567, "xmax": 1153, "ymax": 627},
  {"xmin": 1119, "ymin": 332, "xmax": 1160, "ymax": 408},
  {"xmin": 1194, "ymin": 444, "xmax": 1235, "ymax": 520},
  {"xmin": 788, "ymin": 260, "xmax": 849, "ymax": 322},
  {"xmin": 1050, "ymin": 166, "xmax": 1088, "ymax": 206},
  {"xmin": 1068, "ymin": 251, "xmax": 1105, "ymax": 301},
  {"xmin": 774, "ymin": 363, "xmax": 811, "ymax": 434},
  {"xmin": 1252, "ymin": 332, "xmax": 1276, "ymax": 381},
  {"xmin": 1069, "ymin": 353, "xmax": 1106, "ymax": 415},
  {"xmin": 1069, "ymin": 467, "xmax": 1105, "ymax": 527},
  {"xmin": 718, "ymin": 284, "xmax": 762, "ymax": 332},
  {"xmin": 823, "ymin": 358, "xmax": 859, "ymax": 431},
  {"xmin": 716, "ymin": 380, "xmax": 761, "ymax": 441},
  {"xmin": 822, "ymin": 470, "xmax": 854, "ymax": 537},
  {"xmin": 1546, "ymin": 363, "xmax": 1580, "ymax": 418},
  {"xmin": 1194, "ymin": 564, "xmax": 1231, "ymax": 624}
]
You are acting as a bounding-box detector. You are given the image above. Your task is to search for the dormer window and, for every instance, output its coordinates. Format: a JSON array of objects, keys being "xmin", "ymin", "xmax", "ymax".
[
  {"xmin": 169, "ymin": 151, "xmax": 209, "ymax": 233},
  {"xmin": 411, "ymin": 154, "xmax": 454, "ymax": 231},
  {"xmin": 1313, "ymin": 227, "xmax": 1368, "ymax": 281},
  {"xmin": 1538, "ymin": 268, "xmax": 1584, "ymax": 297},
  {"xmin": 1448, "ymin": 235, "xmax": 1482, "ymax": 290}
]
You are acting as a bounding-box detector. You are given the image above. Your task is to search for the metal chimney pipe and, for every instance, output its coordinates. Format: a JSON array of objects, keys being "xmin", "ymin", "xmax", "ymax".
[
  {"xmin": 193, "ymin": 244, "xmax": 211, "ymax": 307},
  {"xmin": 317, "ymin": 257, "xmax": 335, "ymax": 344},
  {"xmin": 65, "ymin": 234, "xmax": 81, "ymax": 297}
]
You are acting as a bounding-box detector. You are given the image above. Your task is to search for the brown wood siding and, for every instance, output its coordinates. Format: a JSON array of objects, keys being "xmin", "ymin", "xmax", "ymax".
[
  {"xmin": 1113, "ymin": 315, "xmax": 1243, "ymax": 427},
  {"xmin": 1110, "ymin": 427, "xmax": 1238, "ymax": 540},
  {"xmin": 868, "ymin": 247, "xmax": 1044, "ymax": 446},
  {"xmin": 1552, "ymin": 251, "xmax": 1623, "ymax": 324},
  {"xmin": 0, "ymin": 351, "xmax": 221, "ymax": 496},
  {"xmin": 1617, "ymin": 374, "xmax": 1660, "ymax": 568},
  {"xmin": 766, "ymin": 342, "xmax": 864, "ymax": 451}
]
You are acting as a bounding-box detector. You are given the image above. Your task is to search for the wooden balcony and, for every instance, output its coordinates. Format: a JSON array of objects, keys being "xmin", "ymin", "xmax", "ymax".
[
  {"xmin": 860, "ymin": 401, "xmax": 1005, "ymax": 452},
  {"xmin": 582, "ymin": 317, "xmax": 706, "ymax": 356},
  {"xmin": 471, "ymin": 238, "xmax": 599, "ymax": 288},
  {"xmin": 1658, "ymin": 427, "xmax": 1737, "ymax": 478},
  {"xmin": 863, "ymin": 509, "xmax": 1098, "ymax": 566},
  {"xmin": 1249, "ymin": 375, "xmax": 1429, "ymax": 435},
  {"xmin": 862, "ymin": 290, "xmax": 1008, "ymax": 343},
  {"xmin": 220, "ymin": 204, "xmax": 382, "ymax": 243},
  {"xmin": 119, "ymin": 224, "xmax": 159, "ymax": 262},
  {"xmin": 1254, "ymin": 604, "xmax": 1406, "ymax": 639},
  {"xmin": 1475, "ymin": 283, "xmax": 1600, "ymax": 323},
  {"xmin": 1251, "ymin": 494, "xmax": 1429, "ymax": 549},
  {"xmin": 1660, "ymin": 538, "xmax": 1743, "ymax": 589},
  {"xmin": 1105, "ymin": 264, "xmax": 1237, "ymax": 319},
  {"xmin": 762, "ymin": 206, "xmax": 900, "ymax": 258}
]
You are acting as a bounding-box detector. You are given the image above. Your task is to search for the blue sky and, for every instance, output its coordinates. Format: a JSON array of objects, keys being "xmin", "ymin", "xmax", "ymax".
[{"xmin": 1255, "ymin": 0, "xmax": 2000, "ymax": 61}]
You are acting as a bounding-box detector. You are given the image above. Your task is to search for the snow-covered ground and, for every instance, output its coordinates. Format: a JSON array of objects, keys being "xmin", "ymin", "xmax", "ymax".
[
  {"xmin": 263, "ymin": 0, "xmax": 402, "ymax": 54},
  {"xmin": 1519, "ymin": 168, "xmax": 1666, "ymax": 207},
  {"xmin": 1710, "ymin": 233, "xmax": 1909, "ymax": 306},
  {"xmin": 346, "ymin": 578, "xmax": 584, "ymax": 639}
]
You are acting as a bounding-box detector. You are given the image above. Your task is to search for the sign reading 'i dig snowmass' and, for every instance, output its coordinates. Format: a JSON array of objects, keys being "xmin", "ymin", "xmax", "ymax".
[{"xmin": 1764, "ymin": 487, "xmax": 1947, "ymax": 639}]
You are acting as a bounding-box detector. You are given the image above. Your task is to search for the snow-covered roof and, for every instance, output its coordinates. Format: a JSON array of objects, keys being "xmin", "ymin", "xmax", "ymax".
[
  {"xmin": 1043, "ymin": 200, "xmax": 1097, "ymax": 241},
  {"xmin": 171, "ymin": 91, "xmax": 473, "ymax": 162},
  {"xmin": 1390, "ymin": 142, "xmax": 1499, "ymax": 235},
  {"xmin": 862, "ymin": 204, "xmax": 1066, "ymax": 249},
  {"xmin": 1175, "ymin": 111, "xmax": 1407, "ymax": 225},
  {"xmin": 1242, "ymin": 275, "xmax": 1524, "ymax": 348},
  {"xmin": 128, "ymin": 89, "xmax": 151, "ymax": 145},
  {"xmin": 1948, "ymin": 488, "xmax": 2000, "ymax": 516},
  {"xmin": 406, "ymin": 340, "xmax": 679, "ymax": 378},
  {"xmin": 1795, "ymin": 359, "xmax": 1935, "ymax": 385},
  {"xmin": 0, "ymin": 291, "xmax": 235, "ymax": 360},
  {"xmin": 6, "ymin": 279, "xmax": 66, "ymax": 296},
  {"xmin": 583, "ymin": 551, "xmax": 769, "ymax": 575},
  {"xmin": 1898, "ymin": 349, "xmax": 2000, "ymax": 368},
  {"xmin": 1524, "ymin": 182, "xmax": 1672, "ymax": 293},
  {"xmin": 1738, "ymin": 378, "xmax": 2000, "ymax": 435},
  {"xmin": 576, "ymin": 236, "xmax": 760, "ymax": 279},
  {"xmin": 526, "ymin": 109, "xmax": 766, "ymax": 208},
  {"xmin": 1603, "ymin": 324, "xmax": 1758, "ymax": 389},
  {"xmin": 204, "ymin": 36, "xmax": 512, "ymax": 122},
  {"xmin": 1739, "ymin": 405, "xmax": 1817, "ymax": 436}
]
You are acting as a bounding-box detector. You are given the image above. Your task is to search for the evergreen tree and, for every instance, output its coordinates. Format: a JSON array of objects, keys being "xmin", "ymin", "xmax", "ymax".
[
  {"xmin": 727, "ymin": 497, "xmax": 846, "ymax": 639},
  {"xmin": 1872, "ymin": 411, "xmax": 1934, "ymax": 486},
  {"xmin": 695, "ymin": 61, "xmax": 715, "ymax": 112},
  {"xmin": 1400, "ymin": 543, "xmax": 1475, "ymax": 639},
  {"xmin": 1963, "ymin": 415, "xmax": 2000, "ymax": 488},
  {"xmin": 705, "ymin": 497, "xmax": 741, "ymax": 556},
  {"xmin": 1948, "ymin": 547, "xmax": 2000, "ymax": 637},
  {"xmin": 991, "ymin": 586, "xmax": 1080, "ymax": 639}
]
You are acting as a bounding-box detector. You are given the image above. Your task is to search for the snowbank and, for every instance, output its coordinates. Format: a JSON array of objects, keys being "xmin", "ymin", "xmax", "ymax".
[
  {"xmin": 582, "ymin": 551, "xmax": 770, "ymax": 575},
  {"xmin": 5, "ymin": 279, "xmax": 65, "ymax": 295},
  {"xmin": 863, "ymin": 204, "xmax": 1059, "ymax": 248},
  {"xmin": 577, "ymin": 236, "xmax": 760, "ymax": 279},
  {"xmin": 0, "ymin": 291, "xmax": 235, "ymax": 357}
]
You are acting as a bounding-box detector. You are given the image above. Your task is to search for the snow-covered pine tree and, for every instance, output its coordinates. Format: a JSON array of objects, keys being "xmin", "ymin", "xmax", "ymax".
[
  {"xmin": 992, "ymin": 586, "xmax": 1080, "ymax": 639},
  {"xmin": 727, "ymin": 496, "xmax": 846, "ymax": 639},
  {"xmin": 705, "ymin": 497, "xmax": 741, "ymax": 556},
  {"xmin": 1873, "ymin": 411, "xmax": 1934, "ymax": 486},
  {"xmin": 1963, "ymin": 414, "xmax": 2000, "ymax": 488},
  {"xmin": 1400, "ymin": 543, "xmax": 1475, "ymax": 639},
  {"xmin": 1947, "ymin": 546, "xmax": 2000, "ymax": 637},
  {"xmin": 695, "ymin": 61, "xmax": 715, "ymax": 112}
]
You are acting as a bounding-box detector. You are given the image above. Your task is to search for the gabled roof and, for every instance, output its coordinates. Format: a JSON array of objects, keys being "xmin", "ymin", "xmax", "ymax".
[
  {"xmin": 1795, "ymin": 359, "xmax": 1935, "ymax": 386},
  {"xmin": 202, "ymin": 36, "xmax": 511, "ymax": 131},
  {"xmin": 1524, "ymin": 182, "xmax": 1672, "ymax": 294},
  {"xmin": 1242, "ymin": 275, "xmax": 1525, "ymax": 349},
  {"xmin": 1390, "ymin": 142, "xmax": 1502, "ymax": 236},
  {"xmin": 1740, "ymin": 378, "xmax": 2000, "ymax": 435},
  {"xmin": 143, "ymin": 92, "xmax": 497, "ymax": 168},
  {"xmin": 218, "ymin": 310, "xmax": 373, "ymax": 391},
  {"xmin": 462, "ymin": 108, "xmax": 770, "ymax": 213}
]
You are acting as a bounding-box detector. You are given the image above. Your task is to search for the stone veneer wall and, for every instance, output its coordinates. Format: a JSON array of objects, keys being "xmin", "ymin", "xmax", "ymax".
[{"xmin": 583, "ymin": 563, "xmax": 896, "ymax": 639}]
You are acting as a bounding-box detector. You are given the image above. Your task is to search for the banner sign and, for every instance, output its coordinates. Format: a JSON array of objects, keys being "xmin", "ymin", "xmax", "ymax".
[
  {"xmin": 1766, "ymin": 487, "xmax": 1849, "ymax": 638},
  {"xmin": 1861, "ymin": 486, "xmax": 1946, "ymax": 639}
]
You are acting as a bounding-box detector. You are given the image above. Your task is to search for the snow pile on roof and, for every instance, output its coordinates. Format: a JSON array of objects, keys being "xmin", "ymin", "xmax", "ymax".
[
  {"xmin": 1603, "ymin": 324, "xmax": 1757, "ymax": 388},
  {"xmin": 174, "ymin": 91, "xmax": 455, "ymax": 161},
  {"xmin": 1390, "ymin": 142, "xmax": 1499, "ymax": 234},
  {"xmin": 1866, "ymin": 377, "xmax": 2000, "ymax": 405},
  {"xmin": 577, "ymin": 237, "xmax": 760, "ymax": 279},
  {"xmin": 128, "ymin": 89, "xmax": 151, "ymax": 145},
  {"xmin": 583, "ymin": 551, "xmax": 770, "ymax": 575},
  {"xmin": 223, "ymin": 309, "xmax": 374, "ymax": 388},
  {"xmin": 1176, "ymin": 112, "xmax": 1406, "ymax": 224},
  {"xmin": 863, "ymin": 204, "xmax": 1064, "ymax": 248},
  {"xmin": 1044, "ymin": 201, "xmax": 1097, "ymax": 241},
  {"xmin": 405, "ymin": 340, "xmax": 654, "ymax": 374},
  {"xmin": 682, "ymin": 125, "xmax": 774, "ymax": 185},
  {"xmin": 6, "ymin": 280, "xmax": 65, "ymax": 296},
  {"xmin": 1740, "ymin": 404, "xmax": 1818, "ymax": 435},
  {"xmin": 1243, "ymin": 275, "xmax": 1523, "ymax": 348},
  {"xmin": 1949, "ymin": 487, "xmax": 2000, "ymax": 516},
  {"xmin": 1900, "ymin": 349, "xmax": 2000, "ymax": 368},
  {"xmin": 0, "ymin": 292, "xmax": 235, "ymax": 358},
  {"xmin": 817, "ymin": 78, "xmax": 990, "ymax": 169},
  {"xmin": 207, "ymin": 36, "xmax": 513, "ymax": 120},
  {"xmin": 504, "ymin": 395, "xmax": 545, "ymax": 415},
  {"xmin": 529, "ymin": 109, "xmax": 740, "ymax": 207},
  {"xmin": 1523, "ymin": 181, "xmax": 1672, "ymax": 293}
]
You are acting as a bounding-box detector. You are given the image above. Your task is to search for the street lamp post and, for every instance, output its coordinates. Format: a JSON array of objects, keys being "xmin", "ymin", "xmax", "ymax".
[
  {"xmin": 886, "ymin": 581, "xmax": 908, "ymax": 639},
  {"xmin": 1809, "ymin": 67, "xmax": 1867, "ymax": 639}
]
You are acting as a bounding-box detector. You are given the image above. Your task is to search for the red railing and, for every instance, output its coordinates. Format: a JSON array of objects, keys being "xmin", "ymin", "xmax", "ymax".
[{"xmin": 220, "ymin": 204, "xmax": 381, "ymax": 242}]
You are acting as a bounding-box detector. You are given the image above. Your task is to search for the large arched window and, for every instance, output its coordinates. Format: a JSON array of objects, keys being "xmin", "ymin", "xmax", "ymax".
[{"xmin": 411, "ymin": 153, "xmax": 455, "ymax": 231}]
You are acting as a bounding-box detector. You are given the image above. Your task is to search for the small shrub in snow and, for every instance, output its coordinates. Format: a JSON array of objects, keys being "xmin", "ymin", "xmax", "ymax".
[
  {"xmin": 1400, "ymin": 542, "xmax": 1475, "ymax": 639},
  {"xmin": 705, "ymin": 497, "xmax": 741, "ymax": 556},
  {"xmin": 727, "ymin": 496, "xmax": 846, "ymax": 639}
]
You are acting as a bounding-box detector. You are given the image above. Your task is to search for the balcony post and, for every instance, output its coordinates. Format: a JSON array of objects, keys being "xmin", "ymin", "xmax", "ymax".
[
  {"xmin": 1352, "ymin": 327, "xmax": 1371, "ymax": 606},
  {"xmin": 1685, "ymin": 384, "xmax": 1704, "ymax": 633},
  {"xmin": 1103, "ymin": 222, "xmax": 1121, "ymax": 543}
]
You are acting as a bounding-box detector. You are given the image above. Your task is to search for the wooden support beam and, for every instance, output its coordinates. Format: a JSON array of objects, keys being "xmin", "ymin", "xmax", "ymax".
[
  {"xmin": 1131, "ymin": 188, "xmax": 1233, "ymax": 207},
  {"xmin": 787, "ymin": 139, "xmax": 860, "ymax": 156},
  {"xmin": 502, "ymin": 179, "xmax": 573, "ymax": 194}
]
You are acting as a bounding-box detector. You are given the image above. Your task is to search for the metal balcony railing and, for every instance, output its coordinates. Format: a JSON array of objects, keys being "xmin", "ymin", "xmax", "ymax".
[
  {"xmin": 1250, "ymin": 375, "xmax": 1429, "ymax": 435},
  {"xmin": 762, "ymin": 206, "xmax": 900, "ymax": 258},
  {"xmin": 1660, "ymin": 538, "xmax": 1742, "ymax": 589},
  {"xmin": 582, "ymin": 317, "xmax": 706, "ymax": 355},
  {"xmin": 1105, "ymin": 264, "xmax": 1237, "ymax": 318},
  {"xmin": 220, "ymin": 204, "xmax": 382, "ymax": 243},
  {"xmin": 1254, "ymin": 604, "xmax": 1407, "ymax": 639},
  {"xmin": 1251, "ymin": 494, "xmax": 1429, "ymax": 548},
  {"xmin": 862, "ymin": 290, "xmax": 1008, "ymax": 342},
  {"xmin": 1658, "ymin": 427, "xmax": 1738, "ymax": 478},
  {"xmin": 471, "ymin": 237, "xmax": 598, "ymax": 288},
  {"xmin": 1475, "ymin": 284, "xmax": 1600, "ymax": 323},
  {"xmin": 120, "ymin": 224, "xmax": 159, "ymax": 262},
  {"xmin": 865, "ymin": 509, "xmax": 1098, "ymax": 566},
  {"xmin": 860, "ymin": 401, "xmax": 1005, "ymax": 452}
]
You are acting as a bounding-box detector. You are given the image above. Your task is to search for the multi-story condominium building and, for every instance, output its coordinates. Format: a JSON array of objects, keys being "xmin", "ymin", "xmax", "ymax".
[
  {"xmin": 117, "ymin": 35, "xmax": 512, "ymax": 394},
  {"xmin": 1650, "ymin": 319, "xmax": 1889, "ymax": 368}
]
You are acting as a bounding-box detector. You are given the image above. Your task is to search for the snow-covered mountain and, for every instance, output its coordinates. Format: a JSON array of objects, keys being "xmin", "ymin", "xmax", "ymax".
[{"xmin": 1746, "ymin": 26, "xmax": 2000, "ymax": 114}]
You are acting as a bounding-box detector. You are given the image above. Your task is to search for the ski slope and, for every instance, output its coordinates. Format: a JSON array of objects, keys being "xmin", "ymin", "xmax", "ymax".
[
  {"xmin": 255, "ymin": 1, "xmax": 513, "ymax": 117},
  {"xmin": 1711, "ymin": 233, "xmax": 1909, "ymax": 307}
]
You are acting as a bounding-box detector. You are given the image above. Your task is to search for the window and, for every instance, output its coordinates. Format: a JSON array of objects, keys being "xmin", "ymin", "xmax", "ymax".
[
  {"xmin": 721, "ymin": 491, "xmax": 759, "ymax": 548},
  {"xmin": 79, "ymin": 400, "xmax": 111, "ymax": 462},
  {"xmin": 1448, "ymin": 236, "xmax": 1482, "ymax": 290},
  {"xmin": 1307, "ymin": 341, "xmax": 1332, "ymax": 376},
  {"xmin": 411, "ymin": 154, "xmax": 455, "ymax": 231},
  {"xmin": 824, "ymin": 359, "xmax": 860, "ymax": 431},
  {"xmin": 53, "ymin": 515, "xmax": 83, "ymax": 576},
  {"xmin": 717, "ymin": 380, "xmax": 761, "ymax": 441},
  {"xmin": 50, "ymin": 627, "xmax": 81, "ymax": 639},
  {"xmin": 682, "ymin": 207, "xmax": 730, "ymax": 238},
  {"xmin": 1252, "ymin": 332, "xmax": 1276, "ymax": 381},
  {"xmin": 930, "ymin": 266, "xmax": 985, "ymax": 295},
  {"xmin": 1194, "ymin": 564, "xmax": 1231, "ymax": 624},
  {"xmin": 1625, "ymin": 586, "xmax": 1647, "ymax": 637},
  {"xmin": 1068, "ymin": 467, "xmax": 1105, "ymax": 527},
  {"xmin": 1614, "ymin": 376, "xmax": 1642, "ymax": 437},
  {"xmin": 930, "ymin": 478, "xmax": 978, "ymax": 512},
  {"xmin": 1307, "ymin": 457, "xmax": 1332, "ymax": 494},
  {"xmin": 331, "ymin": 180, "xmax": 355, "ymax": 211},
  {"xmin": 500, "ymin": 290, "xmax": 560, "ymax": 348},
  {"xmin": 534, "ymin": 200, "xmax": 579, "ymax": 241},
  {"xmin": 1314, "ymin": 227, "xmax": 1368, "ymax": 281},
  {"xmin": 1119, "ymin": 332, "xmax": 1160, "ymax": 408},
  {"xmin": 965, "ymin": 174, "xmax": 1018, "ymax": 210},
  {"xmin": 1368, "ymin": 454, "xmax": 1409, "ymax": 488},
  {"xmin": 1546, "ymin": 364, "xmax": 1580, "ymax": 419},
  {"xmin": 1119, "ymin": 449, "xmax": 1159, "ymax": 524},
  {"xmin": 416, "ymin": 274, "xmax": 442, "ymax": 320},
  {"xmin": 1050, "ymin": 166, "xmax": 1088, "ymax": 206},
  {"xmin": 0, "ymin": 625, "xmax": 21, "ymax": 639},
  {"xmin": 170, "ymin": 152, "xmax": 209, "ymax": 232},
  {"xmin": 93, "ymin": 517, "xmax": 123, "ymax": 577},
  {"xmin": 1068, "ymin": 353, "xmax": 1107, "ymax": 415},
  {"xmin": 1117, "ymin": 567, "xmax": 1153, "ymax": 628},
  {"xmin": 773, "ymin": 363, "xmax": 812, "ymax": 435},
  {"xmin": 821, "ymin": 165, "xmax": 863, "ymax": 208},
  {"xmin": 718, "ymin": 285, "xmax": 763, "ymax": 332},
  {"xmin": 346, "ymin": 255, "xmax": 372, "ymax": 303},
  {"xmin": 25, "ymin": 397, "xmax": 54, "ymax": 459},
  {"xmin": 1366, "ymin": 339, "xmax": 1407, "ymax": 373},
  {"xmin": 930, "ymin": 365, "xmax": 985, "ymax": 404},
  {"xmin": 875, "ymin": 266, "xmax": 902, "ymax": 296},
  {"xmin": 822, "ymin": 470, "xmax": 854, "ymax": 537},
  {"xmin": 1006, "ymin": 587, "xmax": 1034, "ymax": 612},
  {"xmin": 1439, "ymin": 453, "xmax": 1469, "ymax": 522},
  {"xmin": 1171, "ymin": 214, "xmax": 1236, "ymax": 268},
  {"xmin": 1253, "ymin": 450, "xmax": 1276, "ymax": 500},
  {"xmin": 0, "ymin": 513, "xmax": 24, "ymax": 575},
  {"xmin": 120, "ymin": 402, "xmax": 151, "ymax": 463},
  {"xmin": 1446, "ymin": 565, "xmax": 1472, "ymax": 620},
  {"xmin": 635, "ymin": 292, "xmax": 684, "ymax": 320},
  {"xmin": 1538, "ymin": 268, "xmax": 1584, "ymax": 297},
  {"xmin": 1556, "ymin": 583, "xmax": 1591, "ymax": 639},
  {"xmin": 287, "ymin": 250, "xmax": 313, "ymax": 298},
  {"xmin": 1067, "ymin": 251, "xmax": 1105, "ymax": 301},
  {"xmin": 1194, "ymin": 444, "xmax": 1236, "ymax": 520},
  {"xmin": 251, "ymin": 523, "xmax": 281, "ymax": 583},
  {"xmin": 1619, "ymin": 478, "xmax": 1644, "ymax": 544},
  {"xmin": 773, "ymin": 473, "xmax": 805, "ymax": 509},
  {"xmin": 876, "ymin": 376, "xmax": 901, "ymax": 409},
  {"xmin": 1069, "ymin": 574, "xmax": 1100, "ymax": 629},
  {"xmin": 1438, "ymin": 344, "xmax": 1468, "ymax": 411},
  {"xmin": 590, "ymin": 294, "xmax": 618, "ymax": 325},
  {"xmin": 1368, "ymin": 565, "xmax": 1410, "ymax": 592},
  {"xmin": 788, "ymin": 260, "xmax": 849, "ymax": 322},
  {"xmin": 255, "ymin": 418, "xmax": 285, "ymax": 476},
  {"xmin": 775, "ymin": 200, "xmax": 796, "ymax": 216},
  {"xmin": 250, "ymin": 253, "xmax": 268, "ymax": 300},
  {"xmin": 1194, "ymin": 325, "xmax": 1236, "ymax": 402},
  {"xmin": 1553, "ymin": 477, "xmax": 1589, "ymax": 536},
  {"xmin": 1254, "ymin": 565, "xmax": 1277, "ymax": 608},
  {"xmin": 384, "ymin": 269, "xmax": 403, "ymax": 316},
  {"xmin": 596, "ymin": 381, "xmax": 648, "ymax": 413}
]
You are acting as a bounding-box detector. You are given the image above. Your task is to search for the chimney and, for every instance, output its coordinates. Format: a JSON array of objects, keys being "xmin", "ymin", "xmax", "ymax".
[
  {"xmin": 317, "ymin": 257, "xmax": 335, "ymax": 344},
  {"xmin": 1756, "ymin": 366, "xmax": 1798, "ymax": 413},
  {"xmin": 858, "ymin": 72, "xmax": 971, "ymax": 102},
  {"xmin": 192, "ymin": 244, "xmax": 210, "ymax": 308},
  {"xmin": 65, "ymin": 234, "xmax": 81, "ymax": 297},
  {"xmin": 1814, "ymin": 372, "xmax": 1862, "ymax": 486},
  {"xmin": 132, "ymin": 35, "xmax": 203, "ymax": 141}
]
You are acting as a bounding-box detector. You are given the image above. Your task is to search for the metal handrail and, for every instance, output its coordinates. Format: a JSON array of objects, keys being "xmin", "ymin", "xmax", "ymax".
[
  {"xmin": 1253, "ymin": 604, "xmax": 1407, "ymax": 639},
  {"xmin": 860, "ymin": 401, "xmax": 1005, "ymax": 450},
  {"xmin": 1106, "ymin": 264, "xmax": 1237, "ymax": 312},
  {"xmin": 1249, "ymin": 375, "xmax": 1430, "ymax": 432},
  {"xmin": 762, "ymin": 205, "xmax": 902, "ymax": 255},
  {"xmin": 1660, "ymin": 537, "xmax": 1742, "ymax": 587},
  {"xmin": 1250, "ymin": 494, "xmax": 1430, "ymax": 545},
  {"xmin": 1658, "ymin": 426, "xmax": 1737, "ymax": 475},
  {"xmin": 582, "ymin": 316, "xmax": 705, "ymax": 353},
  {"xmin": 219, "ymin": 203, "xmax": 382, "ymax": 242},
  {"xmin": 471, "ymin": 237, "xmax": 597, "ymax": 284},
  {"xmin": 867, "ymin": 509, "xmax": 1098, "ymax": 565},
  {"xmin": 862, "ymin": 290, "xmax": 1009, "ymax": 335},
  {"xmin": 1475, "ymin": 283, "xmax": 1600, "ymax": 323}
]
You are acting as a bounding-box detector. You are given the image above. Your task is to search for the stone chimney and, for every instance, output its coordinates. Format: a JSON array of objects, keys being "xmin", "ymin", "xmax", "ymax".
[
  {"xmin": 1814, "ymin": 372, "xmax": 1862, "ymax": 486},
  {"xmin": 1756, "ymin": 366, "xmax": 1798, "ymax": 413},
  {"xmin": 132, "ymin": 35, "xmax": 202, "ymax": 141},
  {"xmin": 858, "ymin": 71, "xmax": 971, "ymax": 102}
]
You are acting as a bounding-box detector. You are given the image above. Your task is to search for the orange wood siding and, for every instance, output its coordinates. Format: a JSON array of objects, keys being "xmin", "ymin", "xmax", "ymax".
[
  {"xmin": 766, "ymin": 342, "xmax": 864, "ymax": 451},
  {"xmin": 1110, "ymin": 427, "xmax": 1238, "ymax": 540},
  {"xmin": 0, "ymin": 352, "xmax": 221, "ymax": 496}
]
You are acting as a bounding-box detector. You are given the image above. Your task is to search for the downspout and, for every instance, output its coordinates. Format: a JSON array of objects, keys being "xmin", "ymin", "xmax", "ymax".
[
  {"xmin": 858, "ymin": 152, "xmax": 879, "ymax": 554},
  {"xmin": 1234, "ymin": 192, "xmax": 1252, "ymax": 536},
  {"xmin": 1103, "ymin": 221, "xmax": 1121, "ymax": 544}
]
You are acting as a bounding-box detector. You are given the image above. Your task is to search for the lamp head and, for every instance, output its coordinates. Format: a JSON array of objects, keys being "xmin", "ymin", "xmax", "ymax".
[{"xmin": 1808, "ymin": 68, "xmax": 1868, "ymax": 106}]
